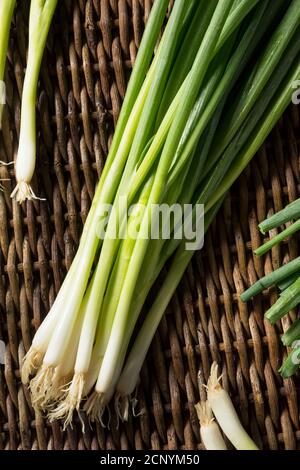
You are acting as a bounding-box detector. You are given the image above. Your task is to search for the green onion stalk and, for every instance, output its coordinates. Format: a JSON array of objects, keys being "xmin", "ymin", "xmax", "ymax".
[
  {"xmin": 241, "ymin": 256, "xmax": 300, "ymax": 301},
  {"xmin": 259, "ymin": 197, "xmax": 300, "ymax": 234},
  {"xmin": 109, "ymin": 0, "xmax": 277, "ymax": 415},
  {"xmin": 264, "ymin": 276, "xmax": 300, "ymax": 324},
  {"xmin": 195, "ymin": 400, "xmax": 228, "ymax": 451},
  {"xmin": 202, "ymin": 0, "xmax": 300, "ymax": 179},
  {"xmin": 279, "ymin": 345, "xmax": 300, "ymax": 378},
  {"xmin": 0, "ymin": 0, "xmax": 16, "ymax": 129},
  {"xmin": 282, "ymin": 317, "xmax": 300, "ymax": 346},
  {"xmin": 206, "ymin": 363, "xmax": 258, "ymax": 450},
  {"xmin": 254, "ymin": 218, "xmax": 300, "ymax": 256},
  {"xmin": 278, "ymin": 270, "xmax": 300, "ymax": 291},
  {"xmin": 11, "ymin": 0, "xmax": 57, "ymax": 203}
]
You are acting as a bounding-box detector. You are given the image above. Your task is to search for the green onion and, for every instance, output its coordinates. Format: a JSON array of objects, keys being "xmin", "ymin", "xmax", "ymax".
[
  {"xmin": 254, "ymin": 218, "xmax": 300, "ymax": 256},
  {"xmin": 265, "ymin": 276, "xmax": 300, "ymax": 324},
  {"xmin": 112, "ymin": 10, "xmax": 300, "ymax": 414},
  {"xmin": 282, "ymin": 318, "xmax": 300, "ymax": 346},
  {"xmin": 158, "ymin": 0, "xmax": 264, "ymax": 122},
  {"xmin": 207, "ymin": 363, "xmax": 258, "ymax": 450},
  {"xmin": 241, "ymin": 256, "xmax": 300, "ymax": 301},
  {"xmin": 0, "ymin": 0, "xmax": 16, "ymax": 128},
  {"xmin": 11, "ymin": 0, "xmax": 57, "ymax": 202},
  {"xmin": 195, "ymin": 401, "xmax": 227, "ymax": 451},
  {"xmin": 278, "ymin": 270, "xmax": 300, "ymax": 291},
  {"xmin": 279, "ymin": 346, "xmax": 300, "ymax": 378},
  {"xmin": 167, "ymin": 0, "xmax": 269, "ymax": 188},
  {"xmin": 259, "ymin": 197, "xmax": 300, "ymax": 234}
]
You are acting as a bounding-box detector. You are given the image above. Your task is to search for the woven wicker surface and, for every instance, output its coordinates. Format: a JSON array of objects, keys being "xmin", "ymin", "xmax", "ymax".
[{"xmin": 1, "ymin": 0, "xmax": 300, "ymax": 451}]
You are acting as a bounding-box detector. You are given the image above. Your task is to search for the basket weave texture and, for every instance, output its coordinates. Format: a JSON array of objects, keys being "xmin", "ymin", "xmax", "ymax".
[{"xmin": 0, "ymin": 0, "xmax": 300, "ymax": 451}]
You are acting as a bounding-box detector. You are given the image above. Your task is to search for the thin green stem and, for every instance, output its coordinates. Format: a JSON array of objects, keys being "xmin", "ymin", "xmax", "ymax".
[
  {"xmin": 265, "ymin": 276, "xmax": 300, "ymax": 324},
  {"xmin": 241, "ymin": 256, "xmax": 300, "ymax": 301},
  {"xmin": 278, "ymin": 270, "xmax": 300, "ymax": 291},
  {"xmin": 100, "ymin": 0, "xmax": 170, "ymax": 180},
  {"xmin": 203, "ymin": 0, "xmax": 300, "ymax": 178},
  {"xmin": 279, "ymin": 347, "xmax": 300, "ymax": 378},
  {"xmin": 206, "ymin": 59, "xmax": 300, "ymax": 213},
  {"xmin": 254, "ymin": 219, "xmax": 300, "ymax": 256},
  {"xmin": 158, "ymin": 0, "xmax": 264, "ymax": 121},
  {"xmin": 282, "ymin": 318, "xmax": 300, "ymax": 346},
  {"xmin": 259, "ymin": 197, "xmax": 300, "ymax": 234},
  {"xmin": 72, "ymin": 2, "xmax": 188, "ymax": 374},
  {"xmin": 168, "ymin": 0, "xmax": 268, "ymax": 188}
]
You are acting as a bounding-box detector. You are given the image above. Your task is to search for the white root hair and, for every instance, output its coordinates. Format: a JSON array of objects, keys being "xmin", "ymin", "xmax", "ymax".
[
  {"xmin": 11, "ymin": 181, "xmax": 46, "ymax": 204},
  {"xmin": 21, "ymin": 347, "xmax": 44, "ymax": 384}
]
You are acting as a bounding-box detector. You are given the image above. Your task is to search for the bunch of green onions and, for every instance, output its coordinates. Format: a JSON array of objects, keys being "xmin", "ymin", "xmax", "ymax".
[
  {"xmin": 242, "ymin": 197, "xmax": 300, "ymax": 378},
  {"xmin": 19, "ymin": 0, "xmax": 300, "ymax": 427},
  {"xmin": 11, "ymin": 0, "xmax": 57, "ymax": 203}
]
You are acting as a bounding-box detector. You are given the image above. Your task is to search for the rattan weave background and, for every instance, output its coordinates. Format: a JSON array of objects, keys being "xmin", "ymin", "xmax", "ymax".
[{"xmin": 0, "ymin": 0, "xmax": 300, "ymax": 450}]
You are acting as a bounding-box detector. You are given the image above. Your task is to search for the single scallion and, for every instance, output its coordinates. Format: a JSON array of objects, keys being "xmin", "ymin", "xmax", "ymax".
[
  {"xmin": 195, "ymin": 401, "xmax": 227, "ymax": 451},
  {"xmin": 207, "ymin": 363, "xmax": 258, "ymax": 450},
  {"xmin": 11, "ymin": 0, "xmax": 57, "ymax": 202},
  {"xmin": 282, "ymin": 318, "xmax": 300, "ymax": 346},
  {"xmin": 265, "ymin": 276, "xmax": 300, "ymax": 324},
  {"xmin": 279, "ymin": 346, "xmax": 300, "ymax": 378},
  {"xmin": 254, "ymin": 218, "xmax": 300, "ymax": 256},
  {"xmin": 259, "ymin": 197, "xmax": 300, "ymax": 234},
  {"xmin": 241, "ymin": 256, "xmax": 300, "ymax": 301}
]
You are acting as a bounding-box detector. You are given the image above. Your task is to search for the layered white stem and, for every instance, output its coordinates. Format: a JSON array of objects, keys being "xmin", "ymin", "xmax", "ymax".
[
  {"xmin": 207, "ymin": 363, "xmax": 258, "ymax": 450},
  {"xmin": 11, "ymin": 0, "xmax": 58, "ymax": 203},
  {"xmin": 73, "ymin": 275, "xmax": 98, "ymax": 375},
  {"xmin": 28, "ymin": 310, "xmax": 83, "ymax": 410},
  {"xmin": 42, "ymin": 243, "xmax": 98, "ymax": 368},
  {"xmin": 83, "ymin": 339, "xmax": 103, "ymax": 396},
  {"xmin": 46, "ymin": 305, "xmax": 87, "ymax": 418},
  {"xmin": 12, "ymin": 55, "xmax": 38, "ymax": 203},
  {"xmin": 195, "ymin": 401, "xmax": 227, "ymax": 450},
  {"xmin": 21, "ymin": 299, "xmax": 62, "ymax": 383},
  {"xmin": 200, "ymin": 423, "xmax": 228, "ymax": 451},
  {"xmin": 15, "ymin": 114, "xmax": 36, "ymax": 183}
]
